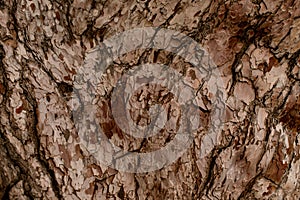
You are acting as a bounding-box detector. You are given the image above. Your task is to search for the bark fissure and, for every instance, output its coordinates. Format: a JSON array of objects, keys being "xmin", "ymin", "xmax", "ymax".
[{"xmin": 0, "ymin": 0, "xmax": 299, "ymax": 199}]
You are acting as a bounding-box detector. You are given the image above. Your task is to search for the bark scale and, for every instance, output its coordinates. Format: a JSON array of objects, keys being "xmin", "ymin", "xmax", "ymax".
[{"xmin": 0, "ymin": 0, "xmax": 299, "ymax": 199}]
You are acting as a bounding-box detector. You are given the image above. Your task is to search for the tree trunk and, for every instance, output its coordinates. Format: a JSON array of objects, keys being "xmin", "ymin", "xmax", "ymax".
[{"xmin": 0, "ymin": 0, "xmax": 299, "ymax": 199}]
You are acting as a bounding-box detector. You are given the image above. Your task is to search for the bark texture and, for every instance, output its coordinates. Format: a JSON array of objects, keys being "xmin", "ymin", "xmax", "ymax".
[{"xmin": 0, "ymin": 0, "xmax": 300, "ymax": 199}]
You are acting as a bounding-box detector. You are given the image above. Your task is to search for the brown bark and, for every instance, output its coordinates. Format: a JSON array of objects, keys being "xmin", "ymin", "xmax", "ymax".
[{"xmin": 0, "ymin": 0, "xmax": 299, "ymax": 199}]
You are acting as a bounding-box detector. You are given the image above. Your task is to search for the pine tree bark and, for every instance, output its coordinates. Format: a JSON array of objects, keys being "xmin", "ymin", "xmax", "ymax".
[{"xmin": 0, "ymin": 0, "xmax": 299, "ymax": 199}]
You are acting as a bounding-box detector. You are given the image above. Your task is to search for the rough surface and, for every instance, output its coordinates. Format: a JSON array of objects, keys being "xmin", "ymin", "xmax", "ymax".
[{"xmin": 0, "ymin": 0, "xmax": 299, "ymax": 199}]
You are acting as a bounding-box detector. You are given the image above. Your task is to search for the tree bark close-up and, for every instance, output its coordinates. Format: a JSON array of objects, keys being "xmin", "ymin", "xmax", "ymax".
[{"xmin": 0, "ymin": 0, "xmax": 300, "ymax": 199}]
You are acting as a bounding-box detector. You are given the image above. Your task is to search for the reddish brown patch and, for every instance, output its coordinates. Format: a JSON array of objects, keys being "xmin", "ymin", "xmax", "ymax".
[
  {"xmin": 55, "ymin": 12, "xmax": 60, "ymax": 21},
  {"xmin": 95, "ymin": 123, "xmax": 116, "ymax": 143},
  {"xmin": 30, "ymin": 3, "xmax": 36, "ymax": 12},
  {"xmin": 85, "ymin": 167, "xmax": 93, "ymax": 178},
  {"xmin": 92, "ymin": 164, "xmax": 102, "ymax": 176},
  {"xmin": 262, "ymin": 184, "xmax": 276, "ymax": 196},
  {"xmin": 97, "ymin": 99, "xmax": 110, "ymax": 119},
  {"xmin": 228, "ymin": 36, "xmax": 239, "ymax": 49},
  {"xmin": 16, "ymin": 104, "xmax": 23, "ymax": 114},
  {"xmin": 75, "ymin": 144, "xmax": 84, "ymax": 160},
  {"xmin": 0, "ymin": 83, "xmax": 5, "ymax": 94},
  {"xmin": 269, "ymin": 57, "xmax": 278, "ymax": 68},
  {"xmin": 85, "ymin": 182, "xmax": 94, "ymax": 195},
  {"xmin": 199, "ymin": 109, "xmax": 210, "ymax": 130},
  {"xmin": 264, "ymin": 64, "xmax": 272, "ymax": 74},
  {"xmin": 89, "ymin": 39, "xmax": 94, "ymax": 48},
  {"xmin": 188, "ymin": 69, "xmax": 197, "ymax": 80},
  {"xmin": 58, "ymin": 145, "xmax": 71, "ymax": 168},
  {"xmin": 58, "ymin": 53, "xmax": 64, "ymax": 60},
  {"xmin": 101, "ymin": 121, "xmax": 114, "ymax": 139},
  {"xmin": 64, "ymin": 75, "xmax": 71, "ymax": 81},
  {"xmin": 280, "ymin": 98, "xmax": 300, "ymax": 132},
  {"xmin": 265, "ymin": 143, "xmax": 288, "ymax": 183},
  {"xmin": 114, "ymin": 124, "xmax": 124, "ymax": 139},
  {"xmin": 247, "ymin": 29, "xmax": 255, "ymax": 38}
]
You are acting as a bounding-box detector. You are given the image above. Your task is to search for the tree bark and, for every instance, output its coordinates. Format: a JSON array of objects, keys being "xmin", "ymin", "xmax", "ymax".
[{"xmin": 0, "ymin": 0, "xmax": 299, "ymax": 199}]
